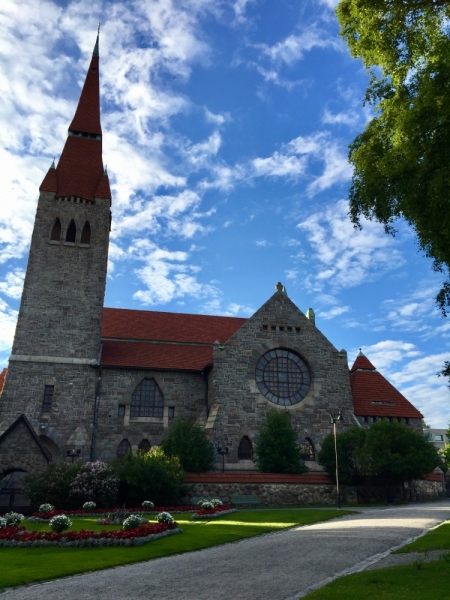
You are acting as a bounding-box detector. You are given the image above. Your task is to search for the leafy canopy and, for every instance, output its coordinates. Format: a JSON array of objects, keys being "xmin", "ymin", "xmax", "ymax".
[
  {"xmin": 336, "ymin": 0, "xmax": 450, "ymax": 314},
  {"xmin": 254, "ymin": 409, "xmax": 308, "ymax": 474},
  {"xmin": 318, "ymin": 426, "xmax": 367, "ymax": 485},
  {"xmin": 160, "ymin": 417, "xmax": 215, "ymax": 473}
]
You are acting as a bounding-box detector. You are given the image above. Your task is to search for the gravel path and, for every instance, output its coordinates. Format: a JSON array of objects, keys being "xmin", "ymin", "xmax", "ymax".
[{"xmin": 3, "ymin": 501, "xmax": 450, "ymax": 600}]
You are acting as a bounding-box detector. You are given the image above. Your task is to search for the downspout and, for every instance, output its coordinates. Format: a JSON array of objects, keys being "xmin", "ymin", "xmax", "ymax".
[
  {"xmin": 202, "ymin": 366, "xmax": 210, "ymax": 419},
  {"xmin": 90, "ymin": 343, "xmax": 103, "ymax": 461}
]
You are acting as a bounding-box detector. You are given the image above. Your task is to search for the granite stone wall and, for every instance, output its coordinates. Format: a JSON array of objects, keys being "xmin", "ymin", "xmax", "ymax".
[
  {"xmin": 0, "ymin": 420, "xmax": 49, "ymax": 476},
  {"xmin": 209, "ymin": 291, "xmax": 355, "ymax": 468}
]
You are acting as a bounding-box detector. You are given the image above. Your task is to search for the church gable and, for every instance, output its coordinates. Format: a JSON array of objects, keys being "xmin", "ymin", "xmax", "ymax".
[{"xmin": 0, "ymin": 414, "xmax": 50, "ymax": 476}]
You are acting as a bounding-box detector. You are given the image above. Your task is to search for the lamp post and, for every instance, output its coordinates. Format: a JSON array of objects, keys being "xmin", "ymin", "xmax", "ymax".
[
  {"xmin": 67, "ymin": 449, "xmax": 77, "ymax": 464},
  {"xmin": 217, "ymin": 446, "xmax": 229, "ymax": 473},
  {"xmin": 329, "ymin": 411, "xmax": 344, "ymax": 509}
]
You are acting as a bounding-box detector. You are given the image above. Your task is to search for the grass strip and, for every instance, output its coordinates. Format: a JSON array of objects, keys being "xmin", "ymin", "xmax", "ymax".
[
  {"xmin": 0, "ymin": 509, "xmax": 349, "ymax": 590},
  {"xmin": 303, "ymin": 559, "xmax": 450, "ymax": 599},
  {"xmin": 395, "ymin": 521, "xmax": 450, "ymax": 554}
]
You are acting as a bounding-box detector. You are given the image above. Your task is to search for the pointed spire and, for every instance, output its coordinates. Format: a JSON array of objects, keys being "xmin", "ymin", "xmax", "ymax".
[
  {"xmin": 358, "ymin": 348, "xmax": 364, "ymax": 356},
  {"xmin": 50, "ymin": 157, "xmax": 55, "ymax": 169},
  {"xmin": 350, "ymin": 351, "xmax": 377, "ymax": 373},
  {"xmin": 39, "ymin": 160, "xmax": 58, "ymax": 192},
  {"xmin": 93, "ymin": 23, "xmax": 100, "ymax": 57}
]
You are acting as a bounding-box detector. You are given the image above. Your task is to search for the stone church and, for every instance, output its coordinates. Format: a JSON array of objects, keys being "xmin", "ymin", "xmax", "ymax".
[{"xmin": 0, "ymin": 35, "xmax": 423, "ymax": 483}]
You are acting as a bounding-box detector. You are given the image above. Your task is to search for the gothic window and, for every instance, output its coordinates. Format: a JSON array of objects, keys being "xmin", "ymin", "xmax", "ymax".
[
  {"xmin": 238, "ymin": 436, "xmax": 253, "ymax": 460},
  {"xmin": 66, "ymin": 220, "xmax": 76, "ymax": 243},
  {"xmin": 138, "ymin": 439, "xmax": 151, "ymax": 453},
  {"xmin": 50, "ymin": 218, "xmax": 61, "ymax": 241},
  {"xmin": 80, "ymin": 221, "xmax": 91, "ymax": 244},
  {"xmin": 300, "ymin": 438, "xmax": 315, "ymax": 461},
  {"xmin": 255, "ymin": 349, "xmax": 311, "ymax": 406},
  {"xmin": 42, "ymin": 385, "xmax": 54, "ymax": 412},
  {"xmin": 130, "ymin": 378, "xmax": 164, "ymax": 418},
  {"xmin": 117, "ymin": 439, "xmax": 131, "ymax": 457}
]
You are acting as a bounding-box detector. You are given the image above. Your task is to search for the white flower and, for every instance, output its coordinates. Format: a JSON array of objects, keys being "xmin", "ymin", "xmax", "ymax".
[{"xmin": 156, "ymin": 512, "xmax": 174, "ymax": 524}]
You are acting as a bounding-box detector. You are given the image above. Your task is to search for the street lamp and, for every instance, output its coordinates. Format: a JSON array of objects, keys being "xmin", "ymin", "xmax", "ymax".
[
  {"xmin": 217, "ymin": 446, "xmax": 229, "ymax": 473},
  {"xmin": 329, "ymin": 411, "xmax": 344, "ymax": 509},
  {"xmin": 67, "ymin": 449, "xmax": 77, "ymax": 464}
]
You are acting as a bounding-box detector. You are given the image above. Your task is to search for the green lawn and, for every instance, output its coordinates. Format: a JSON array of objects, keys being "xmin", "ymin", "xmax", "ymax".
[
  {"xmin": 395, "ymin": 521, "xmax": 450, "ymax": 554},
  {"xmin": 303, "ymin": 561, "xmax": 450, "ymax": 600},
  {"xmin": 0, "ymin": 509, "xmax": 350, "ymax": 590}
]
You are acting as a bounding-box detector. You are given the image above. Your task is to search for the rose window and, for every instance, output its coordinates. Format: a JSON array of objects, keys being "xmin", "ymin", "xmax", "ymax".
[{"xmin": 255, "ymin": 349, "xmax": 310, "ymax": 406}]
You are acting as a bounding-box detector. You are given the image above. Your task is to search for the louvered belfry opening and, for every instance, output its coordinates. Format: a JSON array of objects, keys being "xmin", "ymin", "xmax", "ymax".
[
  {"xmin": 80, "ymin": 221, "xmax": 91, "ymax": 244},
  {"xmin": 50, "ymin": 218, "xmax": 61, "ymax": 241},
  {"xmin": 66, "ymin": 220, "xmax": 76, "ymax": 243}
]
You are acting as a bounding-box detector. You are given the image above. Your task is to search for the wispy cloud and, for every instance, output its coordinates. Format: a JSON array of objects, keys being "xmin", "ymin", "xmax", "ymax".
[{"xmin": 0, "ymin": 268, "xmax": 25, "ymax": 300}]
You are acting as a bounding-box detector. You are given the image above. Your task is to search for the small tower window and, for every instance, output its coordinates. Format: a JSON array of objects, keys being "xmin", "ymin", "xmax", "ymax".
[
  {"xmin": 42, "ymin": 385, "xmax": 54, "ymax": 412},
  {"xmin": 300, "ymin": 438, "xmax": 315, "ymax": 461},
  {"xmin": 66, "ymin": 220, "xmax": 76, "ymax": 243},
  {"xmin": 117, "ymin": 439, "xmax": 131, "ymax": 458},
  {"xmin": 80, "ymin": 221, "xmax": 91, "ymax": 244},
  {"xmin": 50, "ymin": 218, "xmax": 61, "ymax": 241},
  {"xmin": 138, "ymin": 439, "xmax": 151, "ymax": 453},
  {"xmin": 238, "ymin": 436, "xmax": 253, "ymax": 460}
]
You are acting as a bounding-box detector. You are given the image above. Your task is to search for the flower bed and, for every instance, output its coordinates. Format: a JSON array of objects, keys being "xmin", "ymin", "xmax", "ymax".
[
  {"xmin": 29, "ymin": 505, "xmax": 198, "ymax": 522},
  {"xmin": 192, "ymin": 505, "xmax": 236, "ymax": 520},
  {"xmin": 0, "ymin": 522, "xmax": 182, "ymax": 548}
]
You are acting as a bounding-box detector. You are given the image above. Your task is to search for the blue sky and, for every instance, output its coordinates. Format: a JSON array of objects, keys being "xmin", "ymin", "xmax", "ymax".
[{"xmin": 0, "ymin": 0, "xmax": 449, "ymax": 426}]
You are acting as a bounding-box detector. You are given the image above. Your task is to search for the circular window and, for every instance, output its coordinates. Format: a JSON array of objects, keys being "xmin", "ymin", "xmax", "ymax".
[{"xmin": 255, "ymin": 349, "xmax": 311, "ymax": 406}]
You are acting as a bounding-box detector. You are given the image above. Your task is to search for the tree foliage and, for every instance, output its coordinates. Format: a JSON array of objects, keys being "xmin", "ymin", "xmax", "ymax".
[
  {"xmin": 254, "ymin": 409, "xmax": 308, "ymax": 474},
  {"xmin": 160, "ymin": 417, "xmax": 215, "ymax": 473},
  {"xmin": 23, "ymin": 462, "xmax": 82, "ymax": 510},
  {"xmin": 319, "ymin": 421, "xmax": 441, "ymax": 497},
  {"xmin": 336, "ymin": 0, "xmax": 450, "ymax": 315},
  {"xmin": 111, "ymin": 447, "xmax": 185, "ymax": 506},
  {"xmin": 318, "ymin": 426, "xmax": 366, "ymax": 485}
]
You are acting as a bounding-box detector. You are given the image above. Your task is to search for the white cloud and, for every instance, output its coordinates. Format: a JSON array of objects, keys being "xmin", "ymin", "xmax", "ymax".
[
  {"xmin": 0, "ymin": 298, "xmax": 18, "ymax": 354},
  {"xmin": 298, "ymin": 199, "xmax": 405, "ymax": 292},
  {"xmin": 233, "ymin": 0, "xmax": 255, "ymax": 23},
  {"xmin": 352, "ymin": 340, "xmax": 422, "ymax": 372},
  {"xmin": 255, "ymin": 28, "xmax": 342, "ymax": 66},
  {"xmin": 0, "ymin": 268, "xmax": 25, "ymax": 300},
  {"xmin": 226, "ymin": 302, "xmax": 254, "ymax": 316},
  {"xmin": 322, "ymin": 108, "xmax": 361, "ymax": 127},
  {"xmin": 204, "ymin": 108, "xmax": 231, "ymax": 126},
  {"xmin": 320, "ymin": 305, "xmax": 350, "ymax": 320}
]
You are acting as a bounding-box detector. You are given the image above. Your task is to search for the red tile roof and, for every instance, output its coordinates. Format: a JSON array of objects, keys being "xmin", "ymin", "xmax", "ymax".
[
  {"xmin": 350, "ymin": 353, "xmax": 423, "ymax": 419},
  {"xmin": 56, "ymin": 136, "xmax": 104, "ymax": 201},
  {"xmin": 69, "ymin": 55, "xmax": 102, "ymax": 136},
  {"xmin": 39, "ymin": 165, "xmax": 58, "ymax": 192},
  {"xmin": 95, "ymin": 173, "xmax": 112, "ymax": 200},
  {"xmin": 102, "ymin": 308, "xmax": 246, "ymax": 344},
  {"xmin": 0, "ymin": 368, "xmax": 7, "ymax": 394},
  {"xmin": 101, "ymin": 340, "xmax": 213, "ymax": 371}
]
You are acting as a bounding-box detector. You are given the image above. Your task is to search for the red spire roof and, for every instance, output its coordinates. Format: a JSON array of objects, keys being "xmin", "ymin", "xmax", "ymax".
[
  {"xmin": 350, "ymin": 352, "xmax": 423, "ymax": 419},
  {"xmin": 39, "ymin": 163, "xmax": 58, "ymax": 192},
  {"xmin": 95, "ymin": 172, "xmax": 112, "ymax": 199},
  {"xmin": 39, "ymin": 34, "xmax": 109, "ymax": 203}
]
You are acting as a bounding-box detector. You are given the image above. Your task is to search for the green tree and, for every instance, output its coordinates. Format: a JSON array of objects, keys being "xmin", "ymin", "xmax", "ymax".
[
  {"xmin": 336, "ymin": 0, "xmax": 450, "ymax": 315},
  {"xmin": 160, "ymin": 417, "xmax": 215, "ymax": 472},
  {"xmin": 254, "ymin": 409, "xmax": 308, "ymax": 474},
  {"xmin": 112, "ymin": 447, "xmax": 185, "ymax": 506},
  {"xmin": 23, "ymin": 461, "xmax": 82, "ymax": 510},
  {"xmin": 318, "ymin": 426, "xmax": 367, "ymax": 485}
]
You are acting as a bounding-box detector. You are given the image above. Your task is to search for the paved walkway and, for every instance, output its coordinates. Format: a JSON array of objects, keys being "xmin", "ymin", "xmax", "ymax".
[{"xmin": 4, "ymin": 501, "xmax": 450, "ymax": 600}]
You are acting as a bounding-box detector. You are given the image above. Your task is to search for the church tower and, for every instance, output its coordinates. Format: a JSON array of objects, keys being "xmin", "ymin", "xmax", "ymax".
[{"xmin": 0, "ymin": 33, "xmax": 111, "ymax": 462}]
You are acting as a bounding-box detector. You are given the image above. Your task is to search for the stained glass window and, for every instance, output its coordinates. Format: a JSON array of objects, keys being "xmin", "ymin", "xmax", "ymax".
[
  {"xmin": 130, "ymin": 378, "xmax": 164, "ymax": 418},
  {"xmin": 255, "ymin": 349, "xmax": 310, "ymax": 406}
]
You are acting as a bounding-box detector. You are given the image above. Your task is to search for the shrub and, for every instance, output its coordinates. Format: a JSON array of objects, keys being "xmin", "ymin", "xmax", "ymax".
[
  {"xmin": 160, "ymin": 418, "xmax": 215, "ymax": 472},
  {"xmin": 4, "ymin": 512, "xmax": 24, "ymax": 527},
  {"xmin": 123, "ymin": 514, "xmax": 147, "ymax": 530},
  {"xmin": 254, "ymin": 409, "xmax": 308, "ymax": 474},
  {"xmin": 83, "ymin": 501, "xmax": 97, "ymax": 511},
  {"xmin": 0, "ymin": 518, "xmax": 6, "ymax": 530},
  {"xmin": 71, "ymin": 462, "xmax": 119, "ymax": 507},
  {"xmin": 200, "ymin": 501, "xmax": 214, "ymax": 510},
  {"xmin": 49, "ymin": 514, "xmax": 72, "ymax": 533},
  {"xmin": 157, "ymin": 512, "xmax": 174, "ymax": 524},
  {"xmin": 142, "ymin": 500, "xmax": 154, "ymax": 509},
  {"xmin": 39, "ymin": 503, "xmax": 54, "ymax": 514},
  {"xmin": 211, "ymin": 498, "xmax": 223, "ymax": 507},
  {"xmin": 23, "ymin": 462, "xmax": 82, "ymax": 510},
  {"xmin": 112, "ymin": 447, "xmax": 185, "ymax": 506}
]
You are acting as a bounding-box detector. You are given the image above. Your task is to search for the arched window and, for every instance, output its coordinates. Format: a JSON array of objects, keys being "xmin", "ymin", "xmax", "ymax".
[
  {"xmin": 300, "ymin": 438, "xmax": 315, "ymax": 461},
  {"xmin": 131, "ymin": 378, "xmax": 163, "ymax": 418},
  {"xmin": 66, "ymin": 220, "xmax": 76, "ymax": 243},
  {"xmin": 117, "ymin": 439, "xmax": 131, "ymax": 457},
  {"xmin": 238, "ymin": 436, "xmax": 253, "ymax": 460},
  {"xmin": 80, "ymin": 221, "xmax": 91, "ymax": 244},
  {"xmin": 50, "ymin": 218, "xmax": 61, "ymax": 241},
  {"xmin": 138, "ymin": 439, "xmax": 151, "ymax": 453}
]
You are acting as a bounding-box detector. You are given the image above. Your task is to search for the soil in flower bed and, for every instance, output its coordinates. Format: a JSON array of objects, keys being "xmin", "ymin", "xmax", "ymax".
[{"xmin": 0, "ymin": 510, "xmax": 351, "ymax": 590}]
